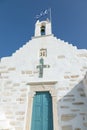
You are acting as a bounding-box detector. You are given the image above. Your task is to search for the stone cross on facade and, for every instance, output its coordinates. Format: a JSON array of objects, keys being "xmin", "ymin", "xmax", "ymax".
[{"xmin": 36, "ymin": 58, "xmax": 50, "ymax": 78}]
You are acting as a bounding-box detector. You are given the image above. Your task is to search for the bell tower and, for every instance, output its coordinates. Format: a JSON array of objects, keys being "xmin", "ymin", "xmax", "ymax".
[{"xmin": 34, "ymin": 19, "xmax": 52, "ymax": 37}]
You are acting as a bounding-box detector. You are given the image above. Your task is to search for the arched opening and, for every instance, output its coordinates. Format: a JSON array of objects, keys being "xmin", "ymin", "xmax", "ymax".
[{"xmin": 41, "ymin": 25, "xmax": 45, "ymax": 35}]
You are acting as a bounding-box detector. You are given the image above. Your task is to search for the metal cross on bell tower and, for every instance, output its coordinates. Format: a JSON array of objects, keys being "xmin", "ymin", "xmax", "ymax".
[{"xmin": 36, "ymin": 58, "xmax": 50, "ymax": 78}]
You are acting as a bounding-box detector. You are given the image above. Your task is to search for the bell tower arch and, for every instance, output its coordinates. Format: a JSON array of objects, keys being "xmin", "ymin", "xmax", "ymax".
[{"xmin": 34, "ymin": 19, "xmax": 52, "ymax": 37}]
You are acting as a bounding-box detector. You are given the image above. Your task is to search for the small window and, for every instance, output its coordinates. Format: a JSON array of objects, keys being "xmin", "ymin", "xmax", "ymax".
[{"xmin": 41, "ymin": 26, "xmax": 45, "ymax": 35}]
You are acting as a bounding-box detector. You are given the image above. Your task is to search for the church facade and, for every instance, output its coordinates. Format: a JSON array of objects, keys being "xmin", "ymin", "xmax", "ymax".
[{"xmin": 0, "ymin": 19, "xmax": 87, "ymax": 130}]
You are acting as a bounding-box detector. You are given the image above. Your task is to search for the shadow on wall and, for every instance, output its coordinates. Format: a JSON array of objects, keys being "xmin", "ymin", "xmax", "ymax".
[
  {"xmin": 57, "ymin": 78, "xmax": 87, "ymax": 130},
  {"xmin": 83, "ymin": 72, "xmax": 87, "ymax": 97}
]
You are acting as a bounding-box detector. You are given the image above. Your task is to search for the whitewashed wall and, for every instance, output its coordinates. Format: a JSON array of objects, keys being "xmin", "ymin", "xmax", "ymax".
[{"xmin": 0, "ymin": 33, "xmax": 87, "ymax": 130}]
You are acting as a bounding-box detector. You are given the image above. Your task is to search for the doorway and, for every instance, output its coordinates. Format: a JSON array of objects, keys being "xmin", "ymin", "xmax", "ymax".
[{"xmin": 31, "ymin": 91, "xmax": 53, "ymax": 130}]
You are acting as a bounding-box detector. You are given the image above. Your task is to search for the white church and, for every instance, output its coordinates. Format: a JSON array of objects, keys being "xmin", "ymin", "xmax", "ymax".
[{"xmin": 0, "ymin": 19, "xmax": 87, "ymax": 130}]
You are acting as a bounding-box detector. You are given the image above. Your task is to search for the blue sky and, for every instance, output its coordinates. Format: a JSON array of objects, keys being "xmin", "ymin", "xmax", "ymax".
[{"xmin": 0, "ymin": 0, "xmax": 87, "ymax": 58}]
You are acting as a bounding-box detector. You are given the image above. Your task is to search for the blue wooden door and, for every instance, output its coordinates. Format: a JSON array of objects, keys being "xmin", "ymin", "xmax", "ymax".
[{"xmin": 31, "ymin": 92, "xmax": 53, "ymax": 130}]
